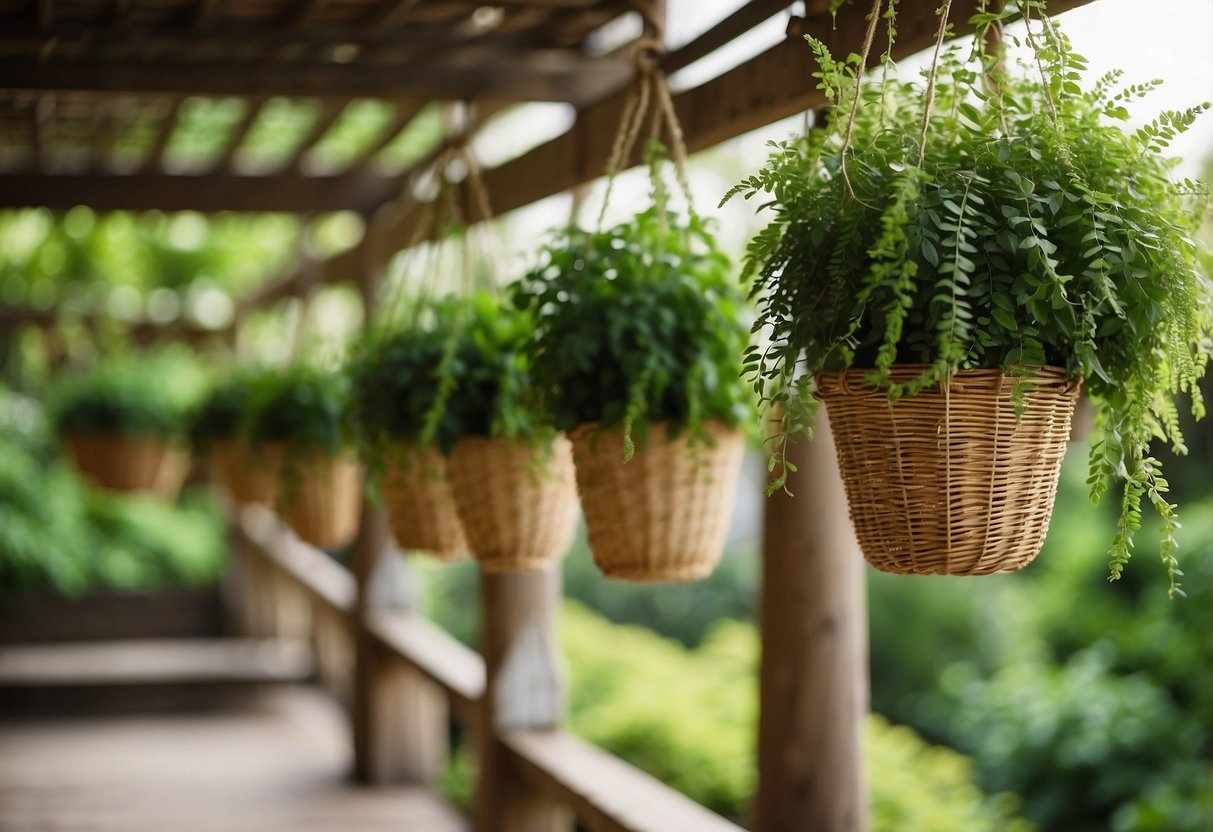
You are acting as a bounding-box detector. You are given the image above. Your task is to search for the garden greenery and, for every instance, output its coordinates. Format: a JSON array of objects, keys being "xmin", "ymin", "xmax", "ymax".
[
  {"xmin": 723, "ymin": 0, "xmax": 1212, "ymax": 592},
  {"xmin": 511, "ymin": 204, "xmax": 751, "ymax": 458},
  {"xmin": 47, "ymin": 348, "xmax": 205, "ymax": 440},
  {"xmin": 187, "ymin": 367, "xmax": 279, "ymax": 452},
  {"xmin": 245, "ymin": 364, "xmax": 348, "ymax": 459}
]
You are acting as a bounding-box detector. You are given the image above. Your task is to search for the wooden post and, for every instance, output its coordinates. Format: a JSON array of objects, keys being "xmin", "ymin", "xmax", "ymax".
[
  {"xmin": 476, "ymin": 569, "xmax": 570, "ymax": 832},
  {"xmin": 755, "ymin": 412, "xmax": 869, "ymax": 832}
]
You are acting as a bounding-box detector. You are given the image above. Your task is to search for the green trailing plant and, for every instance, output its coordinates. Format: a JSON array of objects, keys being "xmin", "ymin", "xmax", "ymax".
[
  {"xmin": 186, "ymin": 367, "xmax": 279, "ymax": 452},
  {"xmin": 511, "ymin": 195, "xmax": 751, "ymax": 457},
  {"xmin": 349, "ymin": 291, "xmax": 551, "ymax": 460},
  {"xmin": 245, "ymin": 364, "xmax": 349, "ymax": 459},
  {"xmin": 47, "ymin": 348, "xmax": 205, "ymax": 440},
  {"xmin": 723, "ymin": 0, "xmax": 1212, "ymax": 592}
]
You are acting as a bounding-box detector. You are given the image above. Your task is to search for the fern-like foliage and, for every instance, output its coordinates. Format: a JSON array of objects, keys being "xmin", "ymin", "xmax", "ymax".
[{"xmin": 724, "ymin": 0, "xmax": 1212, "ymax": 592}]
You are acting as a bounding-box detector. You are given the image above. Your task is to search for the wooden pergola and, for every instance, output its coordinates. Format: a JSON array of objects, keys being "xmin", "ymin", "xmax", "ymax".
[{"xmin": 0, "ymin": 2, "xmax": 1094, "ymax": 831}]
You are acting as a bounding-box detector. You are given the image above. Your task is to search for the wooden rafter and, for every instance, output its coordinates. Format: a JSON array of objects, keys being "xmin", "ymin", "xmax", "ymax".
[
  {"xmin": 0, "ymin": 53, "xmax": 631, "ymax": 105},
  {"xmin": 342, "ymin": 102, "xmax": 425, "ymax": 175},
  {"xmin": 194, "ymin": 0, "xmax": 228, "ymax": 30},
  {"xmin": 365, "ymin": 0, "xmax": 422, "ymax": 29},
  {"xmin": 37, "ymin": 0, "xmax": 54, "ymax": 31},
  {"xmin": 211, "ymin": 97, "xmax": 267, "ymax": 173},
  {"xmin": 291, "ymin": 0, "xmax": 331, "ymax": 28},
  {"xmin": 91, "ymin": 100, "xmax": 117, "ymax": 173},
  {"xmin": 140, "ymin": 97, "xmax": 184, "ymax": 174},
  {"xmin": 285, "ymin": 100, "xmax": 347, "ymax": 174},
  {"xmin": 0, "ymin": 171, "xmax": 410, "ymax": 213}
]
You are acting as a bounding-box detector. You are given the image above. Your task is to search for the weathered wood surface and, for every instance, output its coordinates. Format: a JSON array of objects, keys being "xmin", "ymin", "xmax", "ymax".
[
  {"xmin": 0, "ymin": 688, "xmax": 469, "ymax": 832},
  {"xmin": 755, "ymin": 414, "xmax": 869, "ymax": 832},
  {"xmin": 0, "ymin": 588, "xmax": 221, "ymax": 644},
  {"xmin": 0, "ymin": 638, "xmax": 312, "ymax": 687},
  {"xmin": 235, "ymin": 505, "xmax": 356, "ymax": 616},
  {"xmin": 502, "ymin": 729, "xmax": 745, "ymax": 832}
]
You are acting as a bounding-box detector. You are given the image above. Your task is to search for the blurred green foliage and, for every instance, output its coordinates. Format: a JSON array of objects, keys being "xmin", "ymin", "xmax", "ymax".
[
  {"xmin": 187, "ymin": 366, "xmax": 282, "ymax": 452},
  {"xmin": 47, "ymin": 347, "xmax": 208, "ymax": 439},
  {"xmin": 0, "ymin": 388, "xmax": 224, "ymax": 604},
  {"xmin": 245, "ymin": 363, "xmax": 349, "ymax": 457}
]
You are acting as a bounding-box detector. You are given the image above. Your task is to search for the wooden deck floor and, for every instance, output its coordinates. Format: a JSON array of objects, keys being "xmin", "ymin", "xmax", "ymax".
[{"xmin": 0, "ymin": 687, "xmax": 469, "ymax": 832}]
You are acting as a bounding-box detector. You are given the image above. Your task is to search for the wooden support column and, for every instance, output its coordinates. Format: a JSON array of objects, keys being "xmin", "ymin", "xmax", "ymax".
[
  {"xmin": 476, "ymin": 569, "xmax": 570, "ymax": 832},
  {"xmin": 755, "ymin": 412, "xmax": 869, "ymax": 832},
  {"xmin": 348, "ymin": 219, "xmax": 447, "ymax": 786}
]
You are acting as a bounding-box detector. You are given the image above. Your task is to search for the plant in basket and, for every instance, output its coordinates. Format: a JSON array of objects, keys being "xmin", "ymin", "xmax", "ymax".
[
  {"xmin": 188, "ymin": 367, "xmax": 281, "ymax": 506},
  {"xmin": 512, "ymin": 117, "xmax": 753, "ymax": 581},
  {"xmin": 245, "ymin": 364, "xmax": 361, "ymax": 550},
  {"xmin": 421, "ymin": 291, "xmax": 579, "ymax": 573},
  {"xmin": 724, "ymin": 0, "xmax": 1212, "ymax": 588},
  {"xmin": 48, "ymin": 349, "xmax": 202, "ymax": 498}
]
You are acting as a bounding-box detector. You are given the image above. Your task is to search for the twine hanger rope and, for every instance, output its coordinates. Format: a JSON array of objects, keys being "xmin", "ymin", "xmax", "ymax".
[{"xmin": 596, "ymin": 37, "xmax": 696, "ymax": 232}]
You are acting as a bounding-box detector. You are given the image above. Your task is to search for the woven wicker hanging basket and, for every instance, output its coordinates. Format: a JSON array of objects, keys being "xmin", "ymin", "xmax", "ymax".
[
  {"xmin": 569, "ymin": 421, "xmax": 745, "ymax": 583},
  {"xmin": 209, "ymin": 439, "xmax": 280, "ymax": 506},
  {"xmin": 447, "ymin": 435, "xmax": 579, "ymax": 573},
  {"xmin": 380, "ymin": 442, "xmax": 468, "ymax": 560},
  {"xmin": 63, "ymin": 433, "xmax": 190, "ymax": 498},
  {"xmin": 815, "ymin": 365, "xmax": 1081, "ymax": 576},
  {"xmin": 263, "ymin": 443, "xmax": 363, "ymax": 551}
]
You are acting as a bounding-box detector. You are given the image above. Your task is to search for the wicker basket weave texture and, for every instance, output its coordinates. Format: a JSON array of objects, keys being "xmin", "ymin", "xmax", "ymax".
[
  {"xmin": 380, "ymin": 443, "xmax": 468, "ymax": 560},
  {"xmin": 210, "ymin": 439, "xmax": 280, "ymax": 505},
  {"xmin": 569, "ymin": 421, "xmax": 745, "ymax": 583},
  {"xmin": 447, "ymin": 435, "xmax": 579, "ymax": 573},
  {"xmin": 63, "ymin": 433, "xmax": 189, "ymax": 497},
  {"xmin": 271, "ymin": 447, "xmax": 362, "ymax": 551},
  {"xmin": 815, "ymin": 366, "xmax": 1080, "ymax": 576}
]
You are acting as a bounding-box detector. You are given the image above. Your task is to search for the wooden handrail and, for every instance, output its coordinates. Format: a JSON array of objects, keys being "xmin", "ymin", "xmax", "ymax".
[
  {"xmin": 234, "ymin": 506, "xmax": 356, "ymax": 616},
  {"xmin": 502, "ymin": 730, "xmax": 746, "ymax": 832},
  {"xmin": 231, "ymin": 506, "xmax": 745, "ymax": 831},
  {"xmin": 364, "ymin": 609, "xmax": 484, "ymax": 726}
]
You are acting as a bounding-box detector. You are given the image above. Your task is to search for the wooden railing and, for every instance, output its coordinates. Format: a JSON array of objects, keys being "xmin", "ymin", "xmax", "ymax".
[{"xmin": 229, "ymin": 504, "xmax": 745, "ymax": 832}]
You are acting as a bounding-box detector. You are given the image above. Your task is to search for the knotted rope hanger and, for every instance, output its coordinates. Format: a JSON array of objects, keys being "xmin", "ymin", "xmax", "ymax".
[{"xmin": 596, "ymin": 37, "xmax": 697, "ymax": 232}]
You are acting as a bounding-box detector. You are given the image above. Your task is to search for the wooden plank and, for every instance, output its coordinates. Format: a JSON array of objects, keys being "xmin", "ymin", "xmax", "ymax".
[
  {"xmin": 37, "ymin": 0, "xmax": 54, "ymax": 30},
  {"xmin": 0, "ymin": 589, "xmax": 221, "ymax": 644},
  {"xmin": 141, "ymin": 96, "xmax": 182, "ymax": 174},
  {"xmin": 662, "ymin": 0, "xmax": 800, "ymax": 74},
  {"xmin": 0, "ymin": 170, "xmax": 411, "ymax": 213},
  {"xmin": 0, "ymin": 639, "xmax": 313, "ymax": 687},
  {"xmin": 292, "ymin": 0, "xmax": 331, "ymax": 28},
  {"xmin": 343, "ymin": 101, "xmax": 425, "ymax": 175},
  {"xmin": 211, "ymin": 96, "xmax": 266, "ymax": 173},
  {"xmin": 364, "ymin": 610, "xmax": 486, "ymax": 725},
  {"xmin": 236, "ymin": 505, "xmax": 357, "ymax": 616},
  {"xmin": 755, "ymin": 416, "xmax": 868, "ymax": 832},
  {"xmin": 194, "ymin": 0, "xmax": 229, "ymax": 30},
  {"xmin": 502, "ymin": 730, "xmax": 746, "ymax": 832},
  {"xmin": 0, "ymin": 52, "xmax": 632, "ymax": 104},
  {"xmin": 284, "ymin": 99, "xmax": 346, "ymax": 173}
]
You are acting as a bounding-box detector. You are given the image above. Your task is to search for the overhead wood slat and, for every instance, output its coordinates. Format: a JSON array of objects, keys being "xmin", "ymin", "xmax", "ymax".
[
  {"xmin": 0, "ymin": 171, "xmax": 411, "ymax": 213},
  {"xmin": 0, "ymin": 53, "xmax": 631, "ymax": 105},
  {"xmin": 211, "ymin": 97, "xmax": 268, "ymax": 173},
  {"xmin": 194, "ymin": 0, "xmax": 230, "ymax": 30},
  {"xmin": 141, "ymin": 96, "xmax": 184, "ymax": 174},
  {"xmin": 342, "ymin": 102, "xmax": 426, "ymax": 174},
  {"xmin": 285, "ymin": 100, "xmax": 347, "ymax": 173},
  {"xmin": 91, "ymin": 100, "xmax": 116, "ymax": 173},
  {"xmin": 37, "ymin": 0, "xmax": 54, "ymax": 31}
]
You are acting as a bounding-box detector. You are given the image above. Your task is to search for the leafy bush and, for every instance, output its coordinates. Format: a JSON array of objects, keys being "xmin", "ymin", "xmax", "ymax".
[
  {"xmin": 245, "ymin": 364, "xmax": 348, "ymax": 457},
  {"xmin": 187, "ymin": 367, "xmax": 280, "ymax": 452},
  {"xmin": 727, "ymin": 2, "xmax": 1212, "ymax": 585},
  {"xmin": 0, "ymin": 389, "xmax": 224, "ymax": 603},
  {"xmin": 511, "ymin": 208, "xmax": 751, "ymax": 452},
  {"xmin": 47, "ymin": 348, "xmax": 206, "ymax": 440},
  {"xmin": 350, "ymin": 291, "xmax": 549, "ymax": 458}
]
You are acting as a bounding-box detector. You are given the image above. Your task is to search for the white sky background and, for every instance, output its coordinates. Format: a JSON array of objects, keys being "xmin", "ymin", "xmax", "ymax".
[{"xmin": 488, "ymin": 0, "xmax": 1213, "ymax": 267}]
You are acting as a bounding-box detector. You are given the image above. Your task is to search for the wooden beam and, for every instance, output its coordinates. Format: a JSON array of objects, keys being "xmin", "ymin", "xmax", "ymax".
[
  {"xmin": 365, "ymin": 0, "xmax": 422, "ymax": 29},
  {"xmin": 662, "ymin": 0, "xmax": 798, "ymax": 74},
  {"xmin": 343, "ymin": 102, "xmax": 425, "ymax": 175},
  {"xmin": 476, "ymin": 570, "xmax": 569, "ymax": 832},
  {"xmin": 284, "ymin": 100, "xmax": 346, "ymax": 174},
  {"xmin": 37, "ymin": 0, "xmax": 54, "ymax": 31},
  {"xmin": 141, "ymin": 96, "xmax": 183, "ymax": 174},
  {"xmin": 211, "ymin": 97, "xmax": 266, "ymax": 173},
  {"xmin": 91, "ymin": 100, "xmax": 116, "ymax": 173},
  {"xmin": 0, "ymin": 171, "xmax": 412, "ymax": 213},
  {"xmin": 0, "ymin": 52, "xmax": 631, "ymax": 104},
  {"xmin": 755, "ymin": 420, "xmax": 868, "ymax": 832},
  {"xmin": 291, "ymin": 0, "xmax": 330, "ymax": 28},
  {"xmin": 194, "ymin": 0, "xmax": 228, "ymax": 30}
]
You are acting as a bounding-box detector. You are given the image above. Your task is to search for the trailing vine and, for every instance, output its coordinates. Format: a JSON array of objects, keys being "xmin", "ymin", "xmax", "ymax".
[{"xmin": 724, "ymin": 0, "xmax": 1212, "ymax": 592}]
